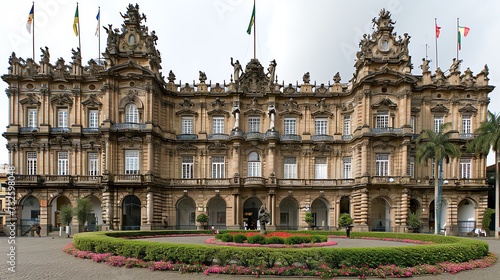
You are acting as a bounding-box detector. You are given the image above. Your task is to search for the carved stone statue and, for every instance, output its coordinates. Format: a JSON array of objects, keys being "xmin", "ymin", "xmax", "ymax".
[
  {"xmin": 302, "ymin": 72, "xmax": 310, "ymax": 84},
  {"xmin": 267, "ymin": 59, "xmax": 277, "ymax": 86},
  {"xmin": 71, "ymin": 48, "xmax": 82, "ymax": 65},
  {"xmin": 40, "ymin": 46, "xmax": 50, "ymax": 63},
  {"xmin": 449, "ymin": 58, "xmax": 462, "ymax": 73},
  {"xmin": 258, "ymin": 205, "xmax": 270, "ymax": 234},
  {"xmin": 230, "ymin": 57, "xmax": 243, "ymax": 82},
  {"xmin": 199, "ymin": 71, "xmax": 207, "ymax": 83},
  {"xmin": 333, "ymin": 72, "xmax": 341, "ymax": 83},
  {"xmin": 420, "ymin": 58, "xmax": 430, "ymax": 73},
  {"xmin": 168, "ymin": 70, "xmax": 176, "ymax": 83},
  {"xmin": 481, "ymin": 64, "xmax": 489, "ymax": 76}
]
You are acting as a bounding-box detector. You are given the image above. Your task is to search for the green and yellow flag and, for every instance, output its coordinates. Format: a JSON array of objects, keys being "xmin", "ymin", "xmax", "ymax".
[
  {"xmin": 73, "ymin": 5, "xmax": 79, "ymax": 36},
  {"xmin": 246, "ymin": 3, "xmax": 255, "ymax": 35}
]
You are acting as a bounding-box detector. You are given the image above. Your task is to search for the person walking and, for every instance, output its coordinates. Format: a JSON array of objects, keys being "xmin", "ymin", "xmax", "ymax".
[{"xmin": 35, "ymin": 225, "xmax": 42, "ymax": 237}]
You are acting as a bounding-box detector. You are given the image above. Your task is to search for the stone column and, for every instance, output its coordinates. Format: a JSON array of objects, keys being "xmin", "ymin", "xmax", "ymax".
[
  {"xmin": 360, "ymin": 188, "xmax": 368, "ymax": 225},
  {"xmin": 401, "ymin": 188, "xmax": 409, "ymax": 228}
]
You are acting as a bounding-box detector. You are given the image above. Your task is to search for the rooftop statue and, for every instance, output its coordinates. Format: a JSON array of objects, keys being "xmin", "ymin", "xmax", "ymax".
[{"xmin": 230, "ymin": 57, "xmax": 243, "ymax": 82}]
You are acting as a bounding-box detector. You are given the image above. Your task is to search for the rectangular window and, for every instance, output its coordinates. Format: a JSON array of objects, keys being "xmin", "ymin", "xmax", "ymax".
[
  {"xmin": 460, "ymin": 158, "xmax": 471, "ymax": 179},
  {"xmin": 344, "ymin": 115, "xmax": 351, "ymax": 135},
  {"xmin": 434, "ymin": 115, "xmax": 444, "ymax": 133},
  {"xmin": 212, "ymin": 116, "xmax": 224, "ymax": 134},
  {"xmin": 181, "ymin": 117, "xmax": 194, "ymax": 134},
  {"xmin": 248, "ymin": 162, "xmax": 261, "ymax": 177},
  {"xmin": 315, "ymin": 118, "xmax": 327, "ymax": 135},
  {"xmin": 462, "ymin": 115, "xmax": 471, "ymax": 134},
  {"xmin": 125, "ymin": 150, "xmax": 139, "ymax": 175},
  {"xmin": 376, "ymin": 111, "xmax": 389, "ymax": 128},
  {"xmin": 314, "ymin": 157, "xmax": 327, "ymax": 179},
  {"xmin": 375, "ymin": 154, "xmax": 389, "ymax": 176},
  {"xmin": 27, "ymin": 151, "xmax": 37, "ymax": 175},
  {"xmin": 88, "ymin": 152, "xmax": 99, "ymax": 176},
  {"xmin": 248, "ymin": 117, "xmax": 260, "ymax": 132},
  {"xmin": 284, "ymin": 118, "xmax": 296, "ymax": 135},
  {"xmin": 410, "ymin": 116, "xmax": 415, "ymax": 134},
  {"xmin": 58, "ymin": 151, "xmax": 69, "ymax": 175},
  {"xmin": 409, "ymin": 156, "xmax": 415, "ymax": 178},
  {"xmin": 283, "ymin": 157, "xmax": 297, "ymax": 179},
  {"xmin": 89, "ymin": 110, "xmax": 99, "ymax": 128},
  {"xmin": 58, "ymin": 108, "xmax": 68, "ymax": 128},
  {"xmin": 211, "ymin": 156, "xmax": 225, "ymax": 178},
  {"xmin": 343, "ymin": 157, "xmax": 352, "ymax": 179},
  {"xmin": 182, "ymin": 156, "xmax": 194, "ymax": 179},
  {"xmin": 28, "ymin": 108, "xmax": 38, "ymax": 128}
]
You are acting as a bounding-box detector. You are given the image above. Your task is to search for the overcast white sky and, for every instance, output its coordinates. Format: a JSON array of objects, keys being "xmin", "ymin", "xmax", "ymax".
[{"xmin": 1, "ymin": 0, "xmax": 499, "ymax": 166}]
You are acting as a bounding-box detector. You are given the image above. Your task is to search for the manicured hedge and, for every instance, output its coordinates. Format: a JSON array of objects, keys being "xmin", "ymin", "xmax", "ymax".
[{"xmin": 73, "ymin": 230, "xmax": 489, "ymax": 269}]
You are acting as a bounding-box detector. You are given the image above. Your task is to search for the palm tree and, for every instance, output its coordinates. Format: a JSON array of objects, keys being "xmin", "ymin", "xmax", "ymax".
[
  {"xmin": 416, "ymin": 122, "xmax": 461, "ymax": 234},
  {"xmin": 467, "ymin": 111, "xmax": 500, "ymax": 239}
]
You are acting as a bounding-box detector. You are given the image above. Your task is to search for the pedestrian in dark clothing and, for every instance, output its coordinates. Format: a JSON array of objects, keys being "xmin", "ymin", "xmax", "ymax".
[
  {"xmin": 346, "ymin": 226, "xmax": 351, "ymax": 238},
  {"xmin": 35, "ymin": 225, "xmax": 41, "ymax": 237}
]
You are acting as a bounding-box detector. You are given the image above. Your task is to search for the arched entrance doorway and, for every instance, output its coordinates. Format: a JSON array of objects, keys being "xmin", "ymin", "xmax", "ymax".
[
  {"xmin": 21, "ymin": 195, "xmax": 40, "ymax": 235},
  {"xmin": 176, "ymin": 196, "xmax": 196, "ymax": 230},
  {"xmin": 243, "ymin": 197, "xmax": 262, "ymax": 230},
  {"xmin": 340, "ymin": 196, "xmax": 350, "ymax": 215},
  {"xmin": 371, "ymin": 197, "xmax": 390, "ymax": 232},
  {"xmin": 86, "ymin": 195, "xmax": 102, "ymax": 231},
  {"xmin": 278, "ymin": 197, "xmax": 298, "ymax": 230},
  {"xmin": 457, "ymin": 199, "xmax": 476, "ymax": 234},
  {"xmin": 311, "ymin": 198, "xmax": 329, "ymax": 230},
  {"xmin": 52, "ymin": 195, "xmax": 71, "ymax": 231},
  {"xmin": 207, "ymin": 197, "xmax": 226, "ymax": 229},
  {"xmin": 122, "ymin": 195, "xmax": 141, "ymax": 230},
  {"xmin": 429, "ymin": 199, "xmax": 448, "ymax": 233}
]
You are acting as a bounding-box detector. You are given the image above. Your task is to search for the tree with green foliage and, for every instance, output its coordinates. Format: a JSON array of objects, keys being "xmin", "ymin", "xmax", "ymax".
[
  {"xmin": 304, "ymin": 211, "xmax": 314, "ymax": 225},
  {"xmin": 467, "ymin": 111, "xmax": 500, "ymax": 239},
  {"xmin": 338, "ymin": 213, "xmax": 354, "ymax": 227},
  {"xmin": 416, "ymin": 123, "xmax": 461, "ymax": 234},
  {"xmin": 482, "ymin": 208, "xmax": 495, "ymax": 236},
  {"xmin": 58, "ymin": 204, "xmax": 73, "ymax": 227},
  {"xmin": 76, "ymin": 198, "xmax": 93, "ymax": 231}
]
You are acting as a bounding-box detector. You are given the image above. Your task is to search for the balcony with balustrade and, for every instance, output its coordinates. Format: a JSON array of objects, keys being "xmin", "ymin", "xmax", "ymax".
[
  {"xmin": 280, "ymin": 134, "xmax": 302, "ymax": 143},
  {"xmin": 243, "ymin": 177, "xmax": 266, "ymax": 187},
  {"xmin": 82, "ymin": 128, "xmax": 101, "ymax": 134},
  {"xmin": 176, "ymin": 134, "xmax": 199, "ymax": 140},
  {"xmin": 311, "ymin": 135, "xmax": 334, "ymax": 142},
  {"xmin": 371, "ymin": 127, "xmax": 403, "ymax": 135},
  {"xmin": 49, "ymin": 127, "xmax": 72, "ymax": 133},
  {"xmin": 20, "ymin": 127, "xmax": 39, "ymax": 133},
  {"xmin": 110, "ymin": 123, "xmax": 147, "ymax": 132},
  {"xmin": 207, "ymin": 133, "xmax": 229, "ymax": 141},
  {"xmin": 114, "ymin": 174, "xmax": 144, "ymax": 184},
  {"xmin": 244, "ymin": 132, "xmax": 264, "ymax": 142}
]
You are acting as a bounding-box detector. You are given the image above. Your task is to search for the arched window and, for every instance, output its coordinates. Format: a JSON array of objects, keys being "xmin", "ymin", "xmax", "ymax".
[
  {"xmin": 125, "ymin": 103, "xmax": 139, "ymax": 123},
  {"xmin": 248, "ymin": 152, "xmax": 261, "ymax": 177}
]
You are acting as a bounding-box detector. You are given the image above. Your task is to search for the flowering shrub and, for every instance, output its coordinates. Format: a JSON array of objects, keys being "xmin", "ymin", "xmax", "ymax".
[
  {"xmin": 64, "ymin": 242, "xmax": 497, "ymax": 278},
  {"xmin": 196, "ymin": 213, "xmax": 208, "ymax": 223}
]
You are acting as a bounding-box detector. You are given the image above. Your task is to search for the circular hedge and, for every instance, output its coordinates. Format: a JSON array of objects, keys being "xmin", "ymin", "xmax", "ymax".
[{"xmin": 73, "ymin": 230, "xmax": 489, "ymax": 269}]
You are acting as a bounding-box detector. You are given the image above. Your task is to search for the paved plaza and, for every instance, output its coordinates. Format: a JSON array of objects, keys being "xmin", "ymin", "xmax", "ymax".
[{"xmin": 1, "ymin": 234, "xmax": 499, "ymax": 280}]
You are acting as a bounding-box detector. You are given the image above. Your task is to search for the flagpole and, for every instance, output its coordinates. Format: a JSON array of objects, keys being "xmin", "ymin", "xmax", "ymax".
[
  {"xmin": 253, "ymin": 0, "xmax": 256, "ymax": 60},
  {"xmin": 434, "ymin": 18, "xmax": 439, "ymax": 69},
  {"xmin": 456, "ymin": 18, "xmax": 459, "ymax": 60},
  {"xmin": 77, "ymin": 2, "xmax": 81, "ymax": 54},
  {"xmin": 98, "ymin": 6, "xmax": 101, "ymax": 62},
  {"xmin": 32, "ymin": 1, "xmax": 35, "ymax": 60}
]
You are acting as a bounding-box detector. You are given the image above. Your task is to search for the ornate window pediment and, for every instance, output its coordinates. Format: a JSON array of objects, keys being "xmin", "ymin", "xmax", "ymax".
[
  {"xmin": 207, "ymin": 98, "xmax": 229, "ymax": 116},
  {"xmin": 243, "ymin": 97, "xmax": 265, "ymax": 116},
  {"xmin": 458, "ymin": 104, "xmax": 478, "ymax": 115},
  {"xmin": 176, "ymin": 142, "xmax": 198, "ymax": 154},
  {"xmin": 208, "ymin": 142, "xmax": 228, "ymax": 154},
  {"xmin": 19, "ymin": 92, "xmax": 41, "ymax": 106},
  {"xmin": 176, "ymin": 98, "xmax": 198, "ymax": 116},
  {"xmin": 279, "ymin": 98, "xmax": 302, "ymax": 117},
  {"xmin": 50, "ymin": 92, "xmax": 73, "ymax": 107},
  {"xmin": 371, "ymin": 97, "xmax": 397, "ymax": 109},
  {"xmin": 81, "ymin": 94, "xmax": 102, "ymax": 108},
  {"xmin": 311, "ymin": 98, "xmax": 333, "ymax": 117},
  {"xmin": 430, "ymin": 104, "xmax": 450, "ymax": 115}
]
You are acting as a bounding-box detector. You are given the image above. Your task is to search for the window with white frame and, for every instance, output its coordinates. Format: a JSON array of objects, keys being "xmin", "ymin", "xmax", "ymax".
[
  {"xmin": 181, "ymin": 116, "xmax": 194, "ymax": 134},
  {"xmin": 58, "ymin": 108, "xmax": 68, "ymax": 128},
  {"xmin": 315, "ymin": 157, "xmax": 327, "ymax": 179},
  {"xmin": 462, "ymin": 115, "xmax": 471, "ymax": 134},
  {"xmin": 284, "ymin": 117, "xmax": 296, "ymax": 135},
  {"xmin": 375, "ymin": 111, "xmax": 389, "ymax": 128},
  {"xmin": 27, "ymin": 151, "xmax": 37, "ymax": 175},
  {"xmin": 89, "ymin": 110, "xmax": 99, "ymax": 128},
  {"xmin": 410, "ymin": 116, "xmax": 415, "ymax": 134},
  {"xmin": 125, "ymin": 150, "xmax": 139, "ymax": 174},
  {"xmin": 28, "ymin": 108, "xmax": 38, "ymax": 128},
  {"xmin": 248, "ymin": 116, "xmax": 260, "ymax": 132},
  {"xmin": 375, "ymin": 154, "xmax": 389, "ymax": 176},
  {"xmin": 434, "ymin": 115, "xmax": 444, "ymax": 133},
  {"xmin": 343, "ymin": 115, "xmax": 351, "ymax": 135},
  {"xmin": 125, "ymin": 103, "xmax": 139, "ymax": 123},
  {"xmin": 58, "ymin": 151, "xmax": 69, "ymax": 175},
  {"xmin": 315, "ymin": 118, "xmax": 327, "ymax": 135},
  {"xmin": 211, "ymin": 156, "xmax": 225, "ymax": 178},
  {"xmin": 182, "ymin": 156, "xmax": 194, "ymax": 179},
  {"xmin": 212, "ymin": 116, "xmax": 224, "ymax": 134},
  {"xmin": 460, "ymin": 158, "xmax": 471, "ymax": 179},
  {"xmin": 283, "ymin": 157, "xmax": 297, "ymax": 179},
  {"xmin": 343, "ymin": 157, "xmax": 352, "ymax": 179},
  {"xmin": 409, "ymin": 156, "xmax": 415, "ymax": 178},
  {"xmin": 88, "ymin": 152, "xmax": 99, "ymax": 175},
  {"xmin": 248, "ymin": 152, "xmax": 261, "ymax": 177}
]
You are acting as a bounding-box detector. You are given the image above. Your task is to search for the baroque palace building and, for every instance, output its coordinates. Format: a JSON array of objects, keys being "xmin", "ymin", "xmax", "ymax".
[{"xmin": 2, "ymin": 5, "xmax": 494, "ymax": 236}]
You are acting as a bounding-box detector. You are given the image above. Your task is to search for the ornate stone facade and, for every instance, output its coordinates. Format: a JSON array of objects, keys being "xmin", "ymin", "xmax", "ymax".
[{"xmin": 2, "ymin": 7, "xmax": 494, "ymax": 236}]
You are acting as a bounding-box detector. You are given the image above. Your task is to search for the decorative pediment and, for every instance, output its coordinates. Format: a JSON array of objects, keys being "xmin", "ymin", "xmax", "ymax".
[
  {"xmin": 373, "ymin": 141, "xmax": 396, "ymax": 151},
  {"xmin": 49, "ymin": 136, "xmax": 72, "ymax": 147},
  {"xmin": 312, "ymin": 143, "xmax": 331, "ymax": 156},
  {"xmin": 311, "ymin": 98, "xmax": 333, "ymax": 117},
  {"xmin": 176, "ymin": 142, "xmax": 198, "ymax": 152},
  {"xmin": 283, "ymin": 84, "xmax": 296, "ymax": 94},
  {"xmin": 176, "ymin": 98, "xmax": 198, "ymax": 116},
  {"xmin": 176, "ymin": 108, "xmax": 198, "ymax": 116},
  {"xmin": 315, "ymin": 84, "xmax": 329, "ymax": 95},
  {"xmin": 207, "ymin": 98, "xmax": 229, "ymax": 116},
  {"xmin": 243, "ymin": 97, "xmax": 265, "ymax": 115},
  {"xmin": 19, "ymin": 137, "xmax": 40, "ymax": 148},
  {"xmin": 208, "ymin": 142, "xmax": 228, "ymax": 153},
  {"xmin": 341, "ymin": 102, "xmax": 354, "ymax": 113},
  {"xmin": 239, "ymin": 59, "xmax": 268, "ymax": 94},
  {"xmin": 210, "ymin": 83, "xmax": 225, "ymax": 94},
  {"xmin": 19, "ymin": 92, "xmax": 41, "ymax": 106},
  {"xmin": 118, "ymin": 136, "xmax": 143, "ymax": 144},
  {"xmin": 179, "ymin": 98, "xmax": 195, "ymax": 108},
  {"xmin": 50, "ymin": 92, "xmax": 73, "ymax": 107},
  {"xmin": 279, "ymin": 98, "xmax": 302, "ymax": 116},
  {"xmin": 458, "ymin": 104, "xmax": 478, "ymax": 115},
  {"xmin": 411, "ymin": 107, "xmax": 421, "ymax": 114},
  {"xmin": 81, "ymin": 137, "xmax": 102, "ymax": 149},
  {"xmin": 81, "ymin": 94, "xmax": 102, "ymax": 107},
  {"xmin": 280, "ymin": 144, "xmax": 302, "ymax": 154},
  {"xmin": 430, "ymin": 104, "xmax": 450, "ymax": 115},
  {"xmin": 371, "ymin": 97, "xmax": 397, "ymax": 109},
  {"xmin": 180, "ymin": 83, "xmax": 194, "ymax": 93}
]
